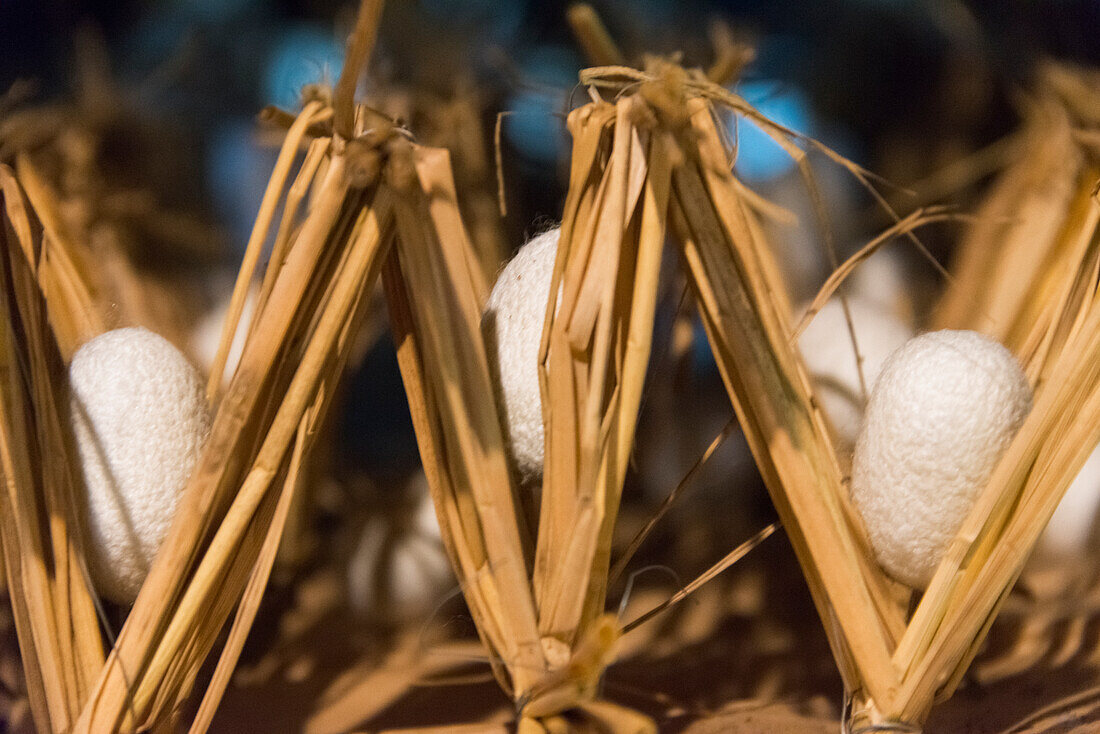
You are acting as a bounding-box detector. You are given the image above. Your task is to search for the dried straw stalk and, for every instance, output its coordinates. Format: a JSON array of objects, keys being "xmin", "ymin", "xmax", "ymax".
[
  {"xmin": 1, "ymin": 106, "xmax": 396, "ymax": 732},
  {"xmin": 616, "ymin": 59, "xmax": 1100, "ymax": 729},
  {"xmin": 0, "ymin": 2, "xmax": 408, "ymax": 729},
  {"xmin": 407, "ymin": 85, "xmax": 509, "ymax": 285},
  {"xmin": 1, "ymin": 157, "xmax": 105, "ymax": 360},
  {"xmin": 933, "ymin": 63, "xmax": 1100, "ymax": 353}
]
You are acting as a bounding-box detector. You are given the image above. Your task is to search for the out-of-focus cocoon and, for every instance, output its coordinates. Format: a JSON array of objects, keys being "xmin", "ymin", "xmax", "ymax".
[
  {"xmin": 851, "ymin": 330, "xmax": 1031, "ymax": 589},
  {"xmin": 347, "ymin": 473, "xmax": 453, "ymax": 621},
  {"xmin": 848, "ymin": 249, "xmax": 915, "ymax": 326},
  {"xmin": 191, "ymin": 281, "xmax": 257, "ymax": 387},
  {"xmin": 798, "ymin": 295, "xmax": 914, "ymax": 450},
  {"xmin": 1036, "ymin": 444, "xmax": 1100, "ymax": 562},
  {"xmin": 69, "ymin": 327, "xmax": 212, "ymax": 604}
]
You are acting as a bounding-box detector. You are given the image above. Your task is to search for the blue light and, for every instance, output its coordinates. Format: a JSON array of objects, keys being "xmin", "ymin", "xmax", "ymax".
[
  {"xmin": 502, "ymin": 90, "xmax": 569, "ymax": 165},
  {"xmin": 691, "ymin": 318, "xmax": 716, "ymax": 374},
  {"xmin": 520, "ymin": 46, "xmax": 582, "ymax": 87},
  {"xmin": 501, "ymin": 46, "xmax": 580, "ymax": 165},
  {"xmin": 206, "ymin": 118, "xmax": 279, "ymax": 255},
  {"xmin": 728, "ymin": 81, "xmax": 814, "ymax": 183},
  {"xmin": 126, "ymin": 9, "xmax": 190, "ymax": 66},
  {"xmin": 263, "ymin": 26, "xmax": 343, "ymax": 111}
]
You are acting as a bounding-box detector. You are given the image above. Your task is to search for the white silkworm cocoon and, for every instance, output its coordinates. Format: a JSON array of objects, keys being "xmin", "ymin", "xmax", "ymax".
[
  {"xmin": 1036, "ymin": 444, "xmax": 1100, "ymax": 562},
  {"xmin": 851, "ymin": 330, "xmax": 1032, "ymax": 589},
  {"xmin": 70, "ymin": 327, "xmax": 211, "ymax": 604},
  {"xmin": 847, "ymin": 249, "xmax": 915, "ymax": 326},
  {"xmin": 191, "ymin": 282, "xmax": 257, "ymax": 387},
  {"xmin": 482, "ymin": 227, "xmax": 559, "ymax": 480},
  {"xmin": 347, "ymin": 473, "xmax": 453, "ymax": 621},
  {"xmin": 798, "ymin": 296, "xmax": 914, "ymax": 450}
]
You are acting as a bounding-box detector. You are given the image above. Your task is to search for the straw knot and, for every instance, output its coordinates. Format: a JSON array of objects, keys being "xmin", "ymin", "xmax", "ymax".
[
  {"xmin": 342, "ymin": 112, "xmax": 417, "ymax": 189},
  {"xmin": 516, "ymin": 616, "xmax": 621, "ymax": 719}
]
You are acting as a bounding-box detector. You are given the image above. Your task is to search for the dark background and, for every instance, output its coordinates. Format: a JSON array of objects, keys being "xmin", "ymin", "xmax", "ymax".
[{"xmin": 3, "ymin": 0, "xmax": 1098, "ymax": 252}]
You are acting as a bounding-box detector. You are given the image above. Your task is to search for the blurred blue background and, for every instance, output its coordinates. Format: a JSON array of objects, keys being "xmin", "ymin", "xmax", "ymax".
[{"xmin": 2, "ymin": 0, "xmax": 1097, "ymax": 259}]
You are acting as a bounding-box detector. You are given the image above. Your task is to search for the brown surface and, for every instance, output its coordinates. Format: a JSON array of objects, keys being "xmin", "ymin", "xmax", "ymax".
[
  {"xmin": 198, "ymin": 523, "xmax": 1100, "ymax": 734},
  {"xmin": 0, "ymin": 489, "xmax": 1086, "ymax": 732}
]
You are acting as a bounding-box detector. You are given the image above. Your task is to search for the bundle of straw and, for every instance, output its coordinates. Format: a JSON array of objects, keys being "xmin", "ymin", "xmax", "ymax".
[
  {"xmin": 0, "ymin": 79, "xmax": 208, "ymax": 730},
  {"xmin": 933, "ymin": 63, "xmax": 1100, "ymax": 357},
  {"xmin": 371, "ymin": 54, "xmax": 697, "ymax": 734},
  {"xmin": 710, "ymin": 60, "xmax": 1100, "ymax": 729},
  {"xmin": 0, "ymin": 38, "xmax": 221, "ymax": 356},
  {"xmin": 1, "ymin": 94, "xmax": 393, "ymax": 732},
  {"xmin": 412, "ymin": 85, "xmax": 509, "ymax": 284},
  {"xmin": 0, "ymin": 2, "xmax": 407, "ymax": 729},
  {"xmin": 0, "ymin": 156, "xmax": 107, "ymax": 360},
  {"xmin": 373, "ymin": 42, "xmax": 875, "ymax": 730}
]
